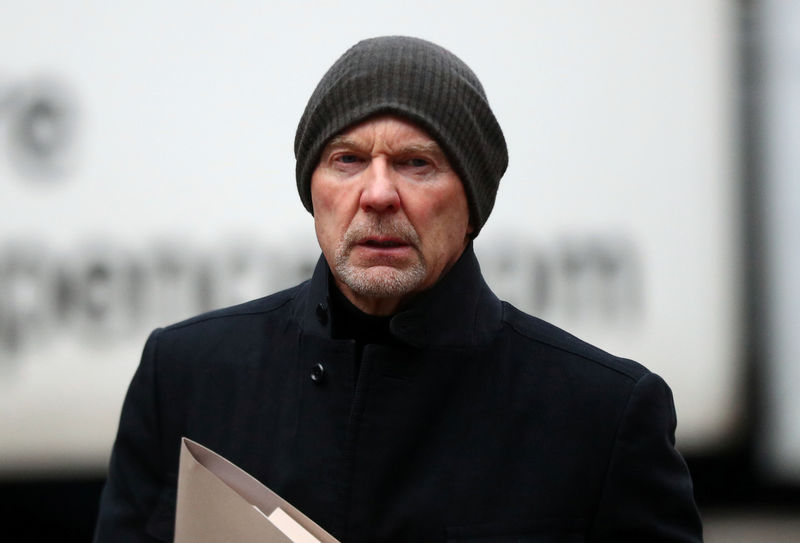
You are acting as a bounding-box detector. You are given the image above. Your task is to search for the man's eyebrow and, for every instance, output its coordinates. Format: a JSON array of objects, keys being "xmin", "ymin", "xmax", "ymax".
[
  {"xmin": 395, "ymin": 142, "xmax": 446, "ymax": 158},
  {"xmin": 323, "ymin": 135, "xmax": 362, "ymax": 152}
]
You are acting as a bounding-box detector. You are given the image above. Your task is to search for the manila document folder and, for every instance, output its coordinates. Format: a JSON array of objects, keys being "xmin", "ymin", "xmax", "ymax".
[{"xmin": 175, "ymin": 437, "xmax": 340, "ymax": 543}]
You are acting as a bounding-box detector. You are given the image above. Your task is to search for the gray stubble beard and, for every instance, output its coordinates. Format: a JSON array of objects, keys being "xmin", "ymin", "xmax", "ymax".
[{"xmin": 333, "ymin": 218, "xmax": 427, "ymax": 299}]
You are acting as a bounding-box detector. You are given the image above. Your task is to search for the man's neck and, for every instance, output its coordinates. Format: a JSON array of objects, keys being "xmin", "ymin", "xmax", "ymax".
[{"xmin": 329, "ymin": 282, "xmax": 394, "ymax": 346}]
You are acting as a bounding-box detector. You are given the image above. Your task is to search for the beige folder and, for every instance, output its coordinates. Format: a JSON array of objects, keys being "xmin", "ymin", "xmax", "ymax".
[{"xmin": 175, "ymin": 437, "xmax": 340, "ymax": 543}]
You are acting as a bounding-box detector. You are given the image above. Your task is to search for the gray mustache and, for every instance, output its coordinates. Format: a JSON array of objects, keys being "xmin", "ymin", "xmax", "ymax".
[{"xmin": 343, "ymin": 219, "xmax": 421, "ymax": 247}]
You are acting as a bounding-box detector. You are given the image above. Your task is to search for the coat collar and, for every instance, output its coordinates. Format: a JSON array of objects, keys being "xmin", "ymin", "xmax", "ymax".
[{"xmin": 294, "ymin": 243, "xmax": 502, "ymax": 348}]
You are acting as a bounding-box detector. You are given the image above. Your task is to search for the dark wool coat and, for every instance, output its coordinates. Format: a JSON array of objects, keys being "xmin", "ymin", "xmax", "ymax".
[{"xmin": 94, "ymin": 245, "xmax": 702, "ymax": 542}]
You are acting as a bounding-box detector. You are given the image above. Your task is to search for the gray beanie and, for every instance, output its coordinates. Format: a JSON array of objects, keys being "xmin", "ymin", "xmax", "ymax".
[{"xmin": 294, "ymin": 36, "xmax": 508, "ymax": 237}]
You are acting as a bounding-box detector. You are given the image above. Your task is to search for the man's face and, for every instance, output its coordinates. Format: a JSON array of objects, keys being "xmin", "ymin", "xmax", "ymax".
[{"xmin": 311, "ymin": 115, "xmax": 473, "ymax": 315}]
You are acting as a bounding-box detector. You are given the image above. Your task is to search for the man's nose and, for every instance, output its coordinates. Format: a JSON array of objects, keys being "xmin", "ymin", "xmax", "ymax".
[{"xmin": 359, "ymin": 159, "xmax": 400, "ymax": 213}]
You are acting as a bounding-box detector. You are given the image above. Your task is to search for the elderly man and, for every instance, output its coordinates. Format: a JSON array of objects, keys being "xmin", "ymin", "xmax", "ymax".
[{"xmin": 94, "ymin": 36, "xmax": 702, "ymax": 542}]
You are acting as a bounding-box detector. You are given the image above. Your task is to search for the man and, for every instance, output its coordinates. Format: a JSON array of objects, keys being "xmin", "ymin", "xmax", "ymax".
[{"xmin": 94, "ymin": 36, "xmax": 702, "ymax": 542}]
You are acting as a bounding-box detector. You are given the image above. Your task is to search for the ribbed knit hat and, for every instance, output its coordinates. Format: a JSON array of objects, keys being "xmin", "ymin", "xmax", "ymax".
[{"xmin": 294, "ymin": 36, "xmax": 508, "ymax": 237}]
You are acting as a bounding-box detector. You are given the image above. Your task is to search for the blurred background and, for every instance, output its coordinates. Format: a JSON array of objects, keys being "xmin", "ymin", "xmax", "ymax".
[{"xmin": 0, "ymin": 0, "xmax": 798, "ymax": 540}]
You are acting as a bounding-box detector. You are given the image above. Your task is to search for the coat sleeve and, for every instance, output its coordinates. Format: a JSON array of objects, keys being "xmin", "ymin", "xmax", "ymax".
[
  {"xmin": 93, "ymin": 329, "xmax": 175, "ymax": 543},
  {"xmin": 590, "ymin": 371, "xmax": 703, "ymax": 542}
]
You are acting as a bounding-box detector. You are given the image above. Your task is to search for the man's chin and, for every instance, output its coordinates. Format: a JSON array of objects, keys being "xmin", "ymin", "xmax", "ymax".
[{"xmin": 336, "ymin": 264, "xmax": 427, "ymax": 299}]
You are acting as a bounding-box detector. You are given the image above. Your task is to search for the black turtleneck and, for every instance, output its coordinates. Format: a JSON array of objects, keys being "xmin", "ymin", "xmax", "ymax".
[{"xmin": 329, "ymin": 281, "xmax": 397, "ymax": 378}]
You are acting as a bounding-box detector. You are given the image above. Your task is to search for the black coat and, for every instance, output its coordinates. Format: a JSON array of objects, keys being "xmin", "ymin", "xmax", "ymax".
[{"xmin": 94, "ymin": 246, "xmax": 702, "ymax": 542}]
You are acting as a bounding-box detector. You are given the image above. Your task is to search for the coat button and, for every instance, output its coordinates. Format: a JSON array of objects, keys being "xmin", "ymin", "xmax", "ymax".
[
  {"xmin": 315, "ymin": 302, "xmax": 328, "ymax": 325},
  {"xmin": 310, "ymin": 363, "xmax": 326, "ymax": 384}
]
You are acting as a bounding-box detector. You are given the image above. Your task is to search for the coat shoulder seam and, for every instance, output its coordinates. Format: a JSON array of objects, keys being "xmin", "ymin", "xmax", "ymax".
[{"xmin": 500, "ymin": 302, "xmax": 647, "ymax": 382}]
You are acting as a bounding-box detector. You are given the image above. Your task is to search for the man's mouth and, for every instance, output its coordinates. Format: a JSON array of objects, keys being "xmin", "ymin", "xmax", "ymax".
[{"xmin": 363, "ymin": 239, "xmax": 406, "ymax": 248}]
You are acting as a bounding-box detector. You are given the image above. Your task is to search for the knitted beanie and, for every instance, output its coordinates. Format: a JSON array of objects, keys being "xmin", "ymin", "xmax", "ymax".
[{"xmin": 294, "ymin": 36, "xmax": 508, "ymax": 237}]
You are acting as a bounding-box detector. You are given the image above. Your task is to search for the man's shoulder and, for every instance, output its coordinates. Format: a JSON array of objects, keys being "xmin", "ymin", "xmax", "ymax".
[
  {"xmin": 158, "ymin": 280, "xmax": 308, "ymax": 337},
  {"xmin": 498, "ymin": 301, "xmax": 649, "ymax": 384}
]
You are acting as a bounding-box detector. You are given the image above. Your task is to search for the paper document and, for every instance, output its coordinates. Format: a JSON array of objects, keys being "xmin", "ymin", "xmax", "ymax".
[
  {"xmin": 175, "ymin": 437, "xmax": 339, "ymax": 543},
  {"xmin": 252, "ymin": 506, "xmax": 322, "ymax": 543}
]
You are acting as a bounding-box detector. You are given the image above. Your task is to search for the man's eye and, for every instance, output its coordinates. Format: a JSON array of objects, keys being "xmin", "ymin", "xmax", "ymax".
[
  {"xmin": 407, "ymin": 158, "xmax": 429, "ymax": 168},
  {"xmin": 338, "ymin": 154, "xmax": 359, "ymax": 164}
]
